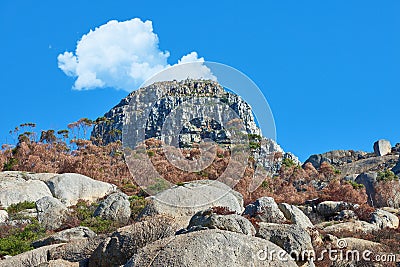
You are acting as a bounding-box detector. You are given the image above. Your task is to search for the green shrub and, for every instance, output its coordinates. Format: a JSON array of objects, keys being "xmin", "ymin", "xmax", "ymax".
[
  {"xmin": 122, "ymin": 183, "xmax": 137, "ymax": 190},
  {"xmin": 73, "ymin": 200, "xmax": 97, "ymax": 221},
  {"xmin": 377, "ymin": 170, "xmax": 398, "ymax": 182},
  {"xmin": 347, "ymin": 180, "xmax": 364, "ymax": 190},
  {"xmin": 128, "ymin": 195, "xmax": 147, "ymax": 219},
  {"xmin": 282, "ymin": 158, "xmax": 296, "ymax": 168},
  {"xmin": 195, "ymin": 170, "xmax": 209, "ymax": 178},
  {"xmin": 220, "ymin": 96, "xmax": 229, "ymax": 104},
  {"xmin": 247, "ymin": 134, "xmax": 262, "ymax": 150},
  {"xmin": 7, "ymin": 201, "xmax": 36, "ymax": 215},
  {"xmin": 176, "ymin": 182, "xmax": 185, "ymax": 186},
  {"xmin": 121, "ymin": 182, "xmax": 137, "ymax": 195},
  {"xmin": 0, "ymin": 219, "xmax": 46, "ymax": 256},
  {"xmin": 334, "ymin": 169, "xmax": 341, "ymax": 174},
  {"xmin": 249, "ymin": 141, "xmax": 261, "ymax": 150},
  {"xmin": 261, "ymin": 180, "xmax": 269, "ymax": 189},
  {"xmin": 200, "ymin": 171, "xmax": 208, "ymax": 177},
  {"xmin": 147, "ymin": 150, "xmax": 155, "ymax": 157},
  {"xmin": 147, "ymin": 177, "xmax": 170, "ymax": 193},
  {"xmin": 80, "ymin": 217, "xmax": 117, "ymax": 234},
  {"xmin": 3, "ymin": 158, "xmax": 18, "ymax": 171},
  {"xmin": 69, "ymin": 200, "xmax": 118, "ymax": 234},
  {"xmin": 248, "ymin": 134, "xmax": 262, "ymax": 141}
]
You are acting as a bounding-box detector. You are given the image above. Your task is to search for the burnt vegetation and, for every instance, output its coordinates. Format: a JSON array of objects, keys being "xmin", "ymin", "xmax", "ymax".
[{"xmin": 0, "ymin": 120, "xmax": 377, "ymax": 207}]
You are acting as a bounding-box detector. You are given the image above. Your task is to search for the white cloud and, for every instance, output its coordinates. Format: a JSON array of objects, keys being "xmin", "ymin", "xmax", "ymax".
[
  {"xmin": 178, "ymin": 51, "xmax": 205, "ymax": 64},
  {"xmin": 57, "ymin": 52, "xmax": 77, "ymax": 77},
  {"xmin": 58, "ymin": 18, "xmax": 215, "ymax": 91}
]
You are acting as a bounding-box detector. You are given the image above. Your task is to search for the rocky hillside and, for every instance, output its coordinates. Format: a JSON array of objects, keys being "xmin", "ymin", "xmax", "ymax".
[{"xmin": 304, "ymin": 139, "xmax": 400, "ymax": 207}]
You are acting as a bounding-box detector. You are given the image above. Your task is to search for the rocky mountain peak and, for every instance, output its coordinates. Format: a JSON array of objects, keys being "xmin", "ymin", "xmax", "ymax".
[
  {"xmin": 91, "ymin": 79, "xmax": 299, "ymax": 173},
  {"xmin": 92, "ymin": 79, "xmax": 257, "ymax": 143}
]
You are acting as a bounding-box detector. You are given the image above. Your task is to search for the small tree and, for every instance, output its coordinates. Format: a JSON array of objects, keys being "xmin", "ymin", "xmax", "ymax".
[
  {"xmin": 19, "ymin": 123, "xmax": 37, "ymax": 142},
  {"xmin": 57, "ymin": 129, "xmax": 70, "ymax": 142},
  {"xmin": 78, "ymin": 118, "xmax": 93, "ymax": 138},
  {"xmin": 39, "ymin": 130, "xmax": 57, "ymax": 144}
]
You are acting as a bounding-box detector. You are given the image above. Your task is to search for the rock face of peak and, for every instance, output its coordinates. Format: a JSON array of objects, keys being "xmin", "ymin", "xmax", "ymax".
[
  {"xmin": 92, "ymin": 79, "xmax": 260, "ymax": 144},
  {"xmin": 91, "ymin": 79, "xmax": 298, "ymax": 173}
]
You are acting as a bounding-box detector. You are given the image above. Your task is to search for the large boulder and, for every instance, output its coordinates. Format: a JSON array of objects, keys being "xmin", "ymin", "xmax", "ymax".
[
  {"xmin": 316, "ymin": 201, "xmax": 352, "ymax": 218},
  {"xmin": 45, "ymin": 173, "xmax": 117, "ymax": 206},
  {"xmin": 36, "ymin": 196, "xmax": 68, "ymax": 230},
  {"xmin": 33, "ymin": 226, "xmax": 96, "ymax": 248},
  {"xmin": 319, "ymin": 220, "xmax": 379, "ymax": 235},
  {"xmin": 243, "ymin": 197, "xmax": 286, "ymax": 223},
  {"xmin": 256, "ymin": 223, "xmax": 313, "ymax": 259},
  {"xmin": 355, "ymin": 172, "xmax": 377, "ymax": 206},
  {"xmin": 138, "ymin": 180, "xmax": 244, "ymax": 227},
  {"xmin": 0, "ymin": 244, "xmax": 64, "ymax": 267},
  {"xmin": 93, "ymin": 192, "xmax": 131, "ymax": 224},
  {"xmin": 0, "ymin": 172, "xmax": 53, "ymax": 208},
  {"xmin": 88, "ymin": 215, "xmax": 179, "ymax": 267},
  {"xmin": 186, "ymin": 209, "xmax": 256, "ymax": 236},
  {"xmin": 370, "ymin": 209, "xmax": 399, "ymax": 229},
  {"xmin": 48, "ymin": 235, "xmax": 105, "ymax": 264},
  {"xmin": 374, "ymin": 139, "xmax": 392, "ymax": 156},
  {"xmin": 278, "ymin": 203, "xmax": 314, "ymax": 230},
  {"xmin": 125, "ymin": 229, "xmax": 297, "ymax": 267}
]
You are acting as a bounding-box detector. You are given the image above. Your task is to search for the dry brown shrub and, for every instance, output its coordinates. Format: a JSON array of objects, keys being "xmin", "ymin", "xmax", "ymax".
[
  {"xmin": 1, "ymin": 137, "xmax": 370, "ymax": 207},
  {"xmin": 211, "ymin": 206, "xmax": 236, "ymax": 215},
  {"xmin": 353, "ymin": 203, "xmax": 376, "ymax": 221},
  {"xmin": 375, "ymin": 180, "xmax": 400, "ymax": 208},
  {"xmin": 0, "ymin": 130, "xmax": 374, "ymax": 209},
  {"xmin": 320, "ymin": 179, "xmax": 368, "ymax": 205},
  {"xmin": 0, "ymin": 139, "xmax": 136, "ymax": 195},
  {"xmin": 318, "ymin": 161, "xmax": 339, "ymax": 181},
  {"xmin": 0, "ymin": 153, "xmax": 5, "ymax": 171},
  {"xmin": 242, "ymin": 214, "xmax": 261, "ymax": 229}
]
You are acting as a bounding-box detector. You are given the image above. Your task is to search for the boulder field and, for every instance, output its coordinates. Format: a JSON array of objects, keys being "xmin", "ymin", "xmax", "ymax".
[{"xmin": 1, "ymin": 171, "xmax": 399, "ymax": 266}]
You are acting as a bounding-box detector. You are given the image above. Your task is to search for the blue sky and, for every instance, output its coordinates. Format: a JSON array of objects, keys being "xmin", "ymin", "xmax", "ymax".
[{"xmin": 0, "ymin": 1, "xmax": 399, "ymax": 161}]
